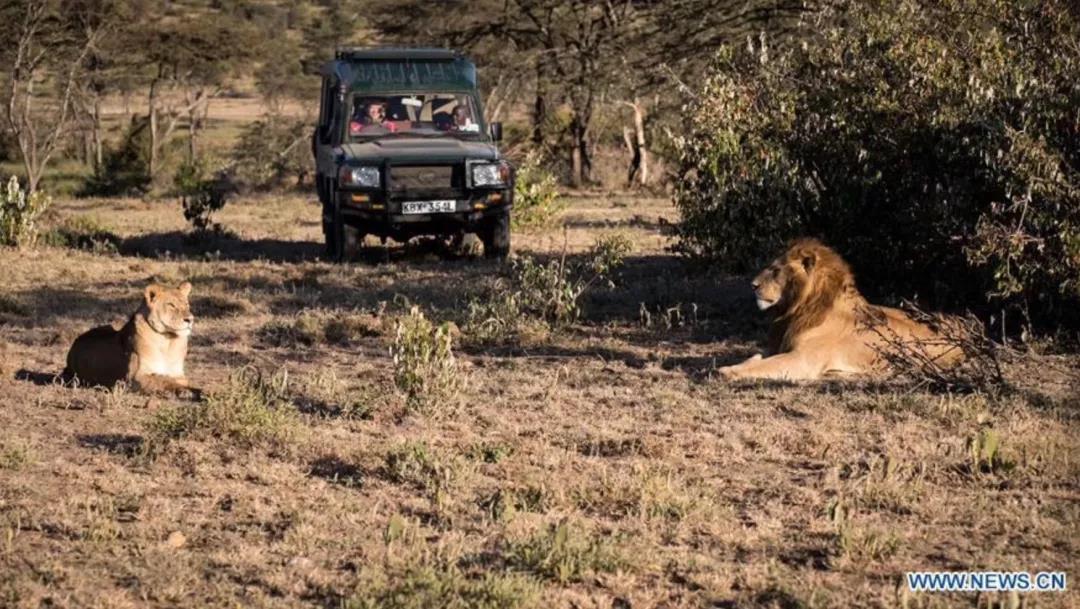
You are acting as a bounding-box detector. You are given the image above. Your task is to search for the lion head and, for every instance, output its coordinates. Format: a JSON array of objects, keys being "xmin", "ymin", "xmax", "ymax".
[
  {"xmin": 751, "ymin": 239, "xmax": 861, "ymax": 352},
  {"xmin": 141, "ymin": 282, "xmax": 194, "ymax": 336},
  {"xmin": 752, "ymin": 238, "xmax": 856, "ymax": 314}
]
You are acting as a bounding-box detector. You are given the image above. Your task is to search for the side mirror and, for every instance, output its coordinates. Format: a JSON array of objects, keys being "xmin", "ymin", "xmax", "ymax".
[{"xmin": 489, "ymin": 122, "xmax": 503, "ymax": 142}]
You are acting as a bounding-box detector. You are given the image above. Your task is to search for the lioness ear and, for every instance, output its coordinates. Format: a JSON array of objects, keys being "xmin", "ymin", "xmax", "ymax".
[
  {"xmin": 144, "ymin": 284, "xmax": 160, "ymax": 305},
  {"xmin": 178, "ymin": 281, "xmax": 192, "ymax": 298},
  {"xmin": 800, "ymin": 250, "xmax": 817, "ymax": 273}
]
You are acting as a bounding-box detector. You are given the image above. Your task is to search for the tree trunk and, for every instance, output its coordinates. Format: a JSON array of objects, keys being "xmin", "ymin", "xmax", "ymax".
[
  {"xmin": 569, "ymin": 115, "xmax": 591, "ymax": 188},
  {"xmin": 92, "ymin": 98, "xmax": 103, "ymax": 169},
  {"xmin": 622, "ymin": 98, "xmax": 648, "ymax": 187},
  {"xmin": 632, "ymin": 99, "xmax": 647, "ymax": 186},
  {"xmin": 148, "ymin": 78, "xmax": 159, "ymax": 176},
  {"xmin": 532, "ymin": 62, "xmax": 546, "ymax": 147},
  {"xmin": 188, "ymin": 107, "xmax": 197, "ymax": 161}
]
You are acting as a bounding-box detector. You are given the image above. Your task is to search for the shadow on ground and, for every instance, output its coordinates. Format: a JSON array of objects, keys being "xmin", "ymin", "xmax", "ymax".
[{"xmin": 119, "ymin": 231, "xmax": 482, "ymax": 265}]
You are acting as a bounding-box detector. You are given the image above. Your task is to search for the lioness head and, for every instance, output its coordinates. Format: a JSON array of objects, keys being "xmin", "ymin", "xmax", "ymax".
[
  {"xmin": 751, "ymin": 239, "xmax": 853, "ymax": 313},
  {"xmin": 141, "ymin": 282, "xmax": 194, "ymax": 336}
]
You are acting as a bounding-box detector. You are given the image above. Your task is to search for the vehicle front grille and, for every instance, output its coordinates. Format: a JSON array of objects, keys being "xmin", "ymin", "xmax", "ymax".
[{"xmin": 389, "ymin": 165, "xmax": 458, "ymax": 194}]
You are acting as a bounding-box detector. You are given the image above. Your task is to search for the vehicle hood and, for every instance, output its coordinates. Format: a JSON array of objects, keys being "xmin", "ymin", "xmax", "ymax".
[{"xmin": 337, "ymin": 138, "xmax": 499, "ymax": 163}]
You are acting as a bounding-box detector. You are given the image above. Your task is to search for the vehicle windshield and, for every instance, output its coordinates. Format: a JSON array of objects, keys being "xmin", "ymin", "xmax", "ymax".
[{"xmin": 348, "ymin": 94, "xmax": 483, "ymax": 140}]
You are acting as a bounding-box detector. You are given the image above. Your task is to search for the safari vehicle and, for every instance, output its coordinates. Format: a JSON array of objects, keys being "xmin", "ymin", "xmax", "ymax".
[{"xmin": 313, "ymin": 48, "xmax": 513, "ymax": 261}]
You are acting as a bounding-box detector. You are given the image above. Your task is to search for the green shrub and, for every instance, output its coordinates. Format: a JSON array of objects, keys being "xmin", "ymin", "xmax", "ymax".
[
  {"xmin": 0, "ymin": 176, "xmax": 50, "ymax": 247},
  {"xmin": 512, "ymin": 151, "xmax": 564, "ymax": 229},
  {"xmin": 504, "ymin": 519, "xmax": 624, "ymax": 584},
  {"xmin": 391, "ymin": 307, "xmax": 461, "ymax": 416},
  {"xmin": 79, "ymin": 118, "xmax": 152, "ymax": 197},
  {"xmin": 383, "ymin": 441, "xmax": 468, "ymax": 515},
  {"xmin": 465, "ymin": 234, "xmax": 631, "ymax": 342},
  {"xmin": 174, "ymin": 158, "xmax": 232, "ymax": 231},
  {"xmin": 147, "ymin": 367, "xmax": 297, "ymax": 451},
  {"xmin": 673, "ymin": 0, "xmax": 1080, "ymax": 328}
]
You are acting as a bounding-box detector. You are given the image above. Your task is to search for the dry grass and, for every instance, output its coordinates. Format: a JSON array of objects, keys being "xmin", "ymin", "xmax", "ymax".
[{"xmin": 0, "ymin": 192, "xmax": 1077, "ymax": 608}]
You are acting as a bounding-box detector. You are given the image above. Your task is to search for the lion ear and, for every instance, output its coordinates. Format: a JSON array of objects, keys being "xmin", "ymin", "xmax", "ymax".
[
  {"xmin": 800, "ymin": 249, "xmax": 818, "ymax": 272},
  {"xmin": 144, "ymin": 284, "xmax": 161, "ymax": 305},
  {"xmin": 178, "ymin": 281, "xmax": 192, "ymax": 298}
]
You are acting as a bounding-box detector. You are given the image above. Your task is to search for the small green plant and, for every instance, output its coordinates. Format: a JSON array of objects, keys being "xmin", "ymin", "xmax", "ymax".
[
  {"xmin": 1, "ymin": 176, "xmax": 50, "ymax": 247},
  {"xmin": 968, "ymin": 427, "xmax": 1014, "ymax": 475},
  {"xmin": 391, "ymin": 307, "xmax": 461, "ymax": 416},
  {"xmin": 464, "ymin": 234, "xmax": 631, "ymax": 343},
  {"xmin": 174, "ymin": 158, "xmax": 231, "ymax": 232},
  {"xmin": 0, "ymin": 440, "xmax": 34, "ymax": 470},
  {"xmin": 345, "ymin": 563, "xmax": 538, "ymax": 609},
  {"xmin": 259, "ymin": 311, "xmax": 383, "ymax": 349},
  {"xmin": 383, "ymin": 442, "xmax": 465, "ymax": 514},
  {"xmin": 467, "ymin": 441, "xmax": 515, "ymax": 464},
  {"xmin": 827, "ymin": 497, "xmax": 900, "ymax": 566},
  {"xmin": 146, "ymin": 367, "xmax": 297, "ymax": 452},
  {"xmin": 504, "ymin": 519, "xmax": 624, "ymax": 584},
  {"xmin": 257, "ymin": 314, "xmax": 323, "ymax": 348},
  {"xmin": 512, "ymin": 151, "xmax": 564, "ymax": 229}
]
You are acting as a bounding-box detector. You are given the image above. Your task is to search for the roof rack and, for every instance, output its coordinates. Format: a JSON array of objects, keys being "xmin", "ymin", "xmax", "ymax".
[{"xmin": 334, "ymin": 47, "xmax": 461, "ymax": 61}]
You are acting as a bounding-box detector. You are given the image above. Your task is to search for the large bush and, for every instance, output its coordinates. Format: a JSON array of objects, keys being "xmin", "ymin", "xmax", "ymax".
[
  {"xmin": 79, "ymin": 117, "xmax": 152, "ymax": 197},
  {"xmin": 231, "ymin": 116, "xmax": 312, "ymax": 191},
  {"xmin": 674, "ymin": 0, "xmax": 1080, "ymax": 327}
]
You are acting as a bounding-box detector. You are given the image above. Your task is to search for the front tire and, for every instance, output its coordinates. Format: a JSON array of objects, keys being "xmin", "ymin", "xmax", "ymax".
[
  {"xmin": 479, "ymin": 213, "xmax": 511, "ymax": 260},
  {"xmin": 323, "ymin": 184, "xmax": 362, "ymax": 262}
]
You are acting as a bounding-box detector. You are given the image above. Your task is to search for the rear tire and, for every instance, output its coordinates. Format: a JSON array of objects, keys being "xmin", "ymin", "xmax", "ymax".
[{"xmin": 479, "ymin": 213, "xmax": 511, "ymax": 260}]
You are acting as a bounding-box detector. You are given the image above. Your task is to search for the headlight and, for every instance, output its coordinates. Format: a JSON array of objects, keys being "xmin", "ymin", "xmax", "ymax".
[
  {"xmin": 340, "ymin": 166, "xmax": 380, "ymax": 188},
  {"xmin": 471, "ymin": 162, "xmax": 510, "ymax": 187}
]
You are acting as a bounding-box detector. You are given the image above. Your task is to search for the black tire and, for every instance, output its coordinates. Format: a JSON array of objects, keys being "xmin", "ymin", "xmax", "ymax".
[
  {"xmin": 479, "ymin": 213, "xmax": 511, "ymax": 260},
  {"xmin": 322, "ymin": 181, "xmax": 339, "ymax": 259},
  {"xmin": 323, "ymin": 183, "xmax": 363, "ymax": 262}
]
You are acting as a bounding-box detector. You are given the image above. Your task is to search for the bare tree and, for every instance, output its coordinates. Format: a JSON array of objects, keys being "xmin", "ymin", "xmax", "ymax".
[
  {"xmin": 1, "ymin": 0, "xmax": 113, "ymax": 192},
  {"xmin": 115, "ymin": 13, "xmax": 260, "ymax": 176}
]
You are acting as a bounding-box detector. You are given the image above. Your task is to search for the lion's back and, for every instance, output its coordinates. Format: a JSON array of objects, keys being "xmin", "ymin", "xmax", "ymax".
[{"xmin": 65, "ymin": 323, "xmax": 130, "ymax": 386}]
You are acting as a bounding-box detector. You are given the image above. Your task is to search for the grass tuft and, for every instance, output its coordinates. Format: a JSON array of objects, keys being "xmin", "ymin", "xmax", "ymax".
[
  {"xmin": 146, "ymin": 367, "xmax": 298, "ymax": 453},
  {"xmin": 345, "ymin": 563, "xmax": 538, "ymax": 609},
  {"xmin": 503, "ymin": 519, "xmax": 625, "ymax": 584},
  {"xmin": 391, "ymin": 307, "xmax": 461, "ymax": 416}
]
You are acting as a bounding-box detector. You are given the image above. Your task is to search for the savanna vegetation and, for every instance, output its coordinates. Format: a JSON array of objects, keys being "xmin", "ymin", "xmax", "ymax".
[{"xmin": 1, "ymin": 0, "xmax": 1078, "ymax": 607}]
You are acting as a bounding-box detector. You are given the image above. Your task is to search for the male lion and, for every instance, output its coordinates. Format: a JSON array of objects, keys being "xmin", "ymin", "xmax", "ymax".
[
  {"xmin": 718, "ymin": 239, "xmax": 962, "ymax": 381},
  {"xmin": 64, "ymin": 282, "xmax": 195, "ymax": 394}
]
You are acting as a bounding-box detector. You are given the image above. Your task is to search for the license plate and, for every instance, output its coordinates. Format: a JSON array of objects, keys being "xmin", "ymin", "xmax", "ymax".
[{"xmin": 402, "ymin": 200, "xmax": 455, "ymax": 214}]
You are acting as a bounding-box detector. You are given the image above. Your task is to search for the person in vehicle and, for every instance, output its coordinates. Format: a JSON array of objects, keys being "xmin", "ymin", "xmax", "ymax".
[
  {"xmin": 452, "ymin": 103, "xmax": 476, "ymax": 131},
  {"xmin": 384, "ymin": 100, "xmax": 412, "ymax": 131},
  {"xmin": 350, "ymin": 99, "xmax": 398, "ymax": 135},
  {"xmin": 433, "ymin": 111, "xmax": 453, "ymax": 131}
]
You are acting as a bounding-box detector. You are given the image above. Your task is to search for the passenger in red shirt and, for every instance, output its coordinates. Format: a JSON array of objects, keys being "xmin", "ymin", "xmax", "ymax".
[{"xmin": 349, "ymin": 101, "xmax": 398, "ymax": 136}]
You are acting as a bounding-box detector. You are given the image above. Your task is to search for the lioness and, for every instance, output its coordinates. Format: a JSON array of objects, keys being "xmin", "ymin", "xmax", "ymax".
[
  {"xmin": 718, "ymin": 239, "xmax": 962, "ymax": 381},
  {"xmin": 65, "ymin": 282, "xmax": 195, "ymax": 393}
]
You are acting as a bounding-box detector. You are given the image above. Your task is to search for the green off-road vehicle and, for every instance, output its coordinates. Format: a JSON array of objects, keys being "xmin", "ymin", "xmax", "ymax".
[{"xmin": 313, "ymin": 48, "xmax": 513, "ymax": 260}]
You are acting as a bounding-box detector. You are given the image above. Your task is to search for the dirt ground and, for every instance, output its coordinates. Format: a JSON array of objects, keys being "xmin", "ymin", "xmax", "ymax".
[{"xmin": 1, "ymin": 193, "xmax": 1077, "ymax": 608}]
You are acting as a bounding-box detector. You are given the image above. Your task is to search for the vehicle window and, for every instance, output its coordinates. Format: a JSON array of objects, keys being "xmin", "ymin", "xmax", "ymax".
[
  {"xmin": 318, "ymin": 78, "xmax": 337, "ymax": 141},
  {"xmin": 347, "ymin": 94, "xmax": 482, "ymax": 140}
]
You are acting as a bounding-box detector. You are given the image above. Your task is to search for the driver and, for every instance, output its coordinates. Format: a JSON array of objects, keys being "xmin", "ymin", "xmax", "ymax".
[{"xmin": 350, "ymin": 100, "xmax": 399, "ymax": 135}]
